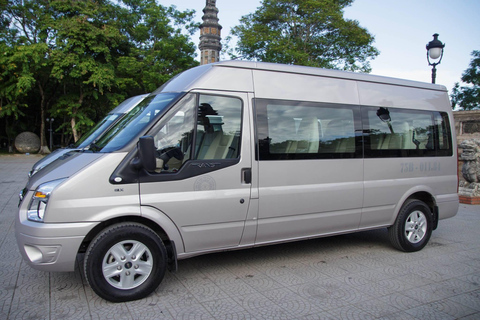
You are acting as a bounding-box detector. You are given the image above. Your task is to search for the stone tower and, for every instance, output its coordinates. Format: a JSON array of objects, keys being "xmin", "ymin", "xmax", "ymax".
[{"xmin": 199, "ymin": 0, "xmax": 222, "ymax": 65}]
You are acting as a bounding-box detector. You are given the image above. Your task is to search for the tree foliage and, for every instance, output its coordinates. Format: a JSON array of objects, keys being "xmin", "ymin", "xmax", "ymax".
[
  {"xmin": 228, "ymin": 0, "xmax": 378, "ymax": 72},
  {"xmin": 116, "ymin": 1, "xmax": 199, "ymax": 93},
  {"xmin": 0, "ymin": 0, "xmax": 199, "ymax": 151},
  {"xmin": 451, "ymin": 50, "xmax": 480, "ymax": 110}
]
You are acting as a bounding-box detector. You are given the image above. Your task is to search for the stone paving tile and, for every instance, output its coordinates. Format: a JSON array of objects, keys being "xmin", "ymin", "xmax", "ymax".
[
  {"xmin": 322, "ymin": 304, "xmax": 376, "ymax": 320},
  {"xmin": 1, "ymin": 155, "xmax": 480, "ymax": 319},
  {"xmin": 298, "ymin": 312, "xmax": 338, "ymax": 320},
  {"xmin": 430, "ymin": 299, "xmax": 478, "ymax": 319},
  {"xmin": 448, "ymin": 290, "xmax": 480, "ymax": 312},
  {"xmin": 352, "ymin": 296, "xmax": 404, "ymax": 318},
  {"xmin": 404, "ymin": 303, "xmax": 456, "ymax": 320}
]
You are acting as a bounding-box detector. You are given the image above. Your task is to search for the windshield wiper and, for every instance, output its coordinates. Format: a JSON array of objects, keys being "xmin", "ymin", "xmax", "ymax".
[{"xmin": 86, "ymin": 143, "xmax": 100, "ymax": 152}]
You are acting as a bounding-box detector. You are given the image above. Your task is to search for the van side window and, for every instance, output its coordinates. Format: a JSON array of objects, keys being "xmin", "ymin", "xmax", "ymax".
[
  {"xmin": 195, "ymin": 95, "xmax": 242, "ymax": 160},
  {"xmin": 364, "ymin": 107, "xmax": 452, "ymax": 157},
  {"xmin": 436, "ymin": 112, "xmax": 452, "ymax": 152},
  {"xmin": 154, "ymin": 94, "xmax": 196, "ymax": 172},
  {"xmin": 256, "ymin": 99, "xmax": 361, "ymax": 160},
  {"xmin": 153, "ymin": 94, "xmax": 242, "ymax": 173}
]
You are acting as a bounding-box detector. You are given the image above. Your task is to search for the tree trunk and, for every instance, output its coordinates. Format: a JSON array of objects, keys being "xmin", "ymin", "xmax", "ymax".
[
  {"xmin": 71, "ymin": 90, "xmax": 83, "ymax": 142},
  {"xmin": 38, "ymin": 83, "xmax": 51, "ymax": 154},
  {"xmin": 4, "ymin": 117, "xmax": 14, "ymax": 153},
  {"xmin": 71, "ymin": 116, "xmax": 79, "ymax": 142}
]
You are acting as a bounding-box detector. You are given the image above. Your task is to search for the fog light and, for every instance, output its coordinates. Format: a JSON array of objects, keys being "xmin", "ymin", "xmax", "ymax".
[
  {"xmin": 24, "ymin": 245, "xmax": 60, "ymax": 264},
  {"xmin": 24, "ymin": 245, "xmax": 43, "ymax": 263}
]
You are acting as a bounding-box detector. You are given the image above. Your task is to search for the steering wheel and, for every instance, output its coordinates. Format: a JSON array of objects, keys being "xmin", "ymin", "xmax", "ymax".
[{"xmin": 155, "ymin": 146, "xmax": 184, "ymax": 164}]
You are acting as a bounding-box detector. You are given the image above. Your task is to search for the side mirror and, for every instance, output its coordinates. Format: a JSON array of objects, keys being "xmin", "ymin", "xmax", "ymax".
[{"xmin": 137, "ymin": 136, "xmax": 156, "ymax": 172}]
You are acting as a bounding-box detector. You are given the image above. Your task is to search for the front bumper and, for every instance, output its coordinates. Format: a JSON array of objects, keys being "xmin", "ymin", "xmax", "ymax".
[
  {"xmin": 15, "ymin": 212, "xmax": 98, "ymax": 272},
  {"xmin": 16, "ymin": 232, "xmax": 87, "ymax": 272}
]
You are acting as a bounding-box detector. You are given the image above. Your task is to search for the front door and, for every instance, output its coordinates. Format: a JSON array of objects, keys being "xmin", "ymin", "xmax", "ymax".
[{"xmin": 139, "ymin": 92, "xmax": 253, "ymax": 253}]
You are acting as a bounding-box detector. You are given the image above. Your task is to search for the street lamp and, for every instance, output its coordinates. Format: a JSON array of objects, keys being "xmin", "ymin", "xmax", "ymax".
[
  {"xmin": 46, "ymin": 118, "xmax": 54, "ymax": 151},
  {"xmin": 426, "ymin": 33, "xmax": 445, "ymax": 84}
]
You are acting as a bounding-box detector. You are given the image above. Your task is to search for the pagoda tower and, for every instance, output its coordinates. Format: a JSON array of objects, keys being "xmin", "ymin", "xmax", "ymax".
[{"xmin": 199, "ymin": 0, "xmax": 222, "ymax": 65}]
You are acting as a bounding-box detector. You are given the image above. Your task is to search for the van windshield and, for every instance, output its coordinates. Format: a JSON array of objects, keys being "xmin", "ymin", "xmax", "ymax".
[
  {"xmin": 94, "ymin": 93, "xmax": 181, "ymax": 152},
  {"xmin": 73, "ymin": 114, "xmax": 121, "ymax": 149}
]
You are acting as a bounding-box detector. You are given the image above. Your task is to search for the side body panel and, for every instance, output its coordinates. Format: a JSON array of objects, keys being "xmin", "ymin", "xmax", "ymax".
[
  {"xmin": 256, "ymin": 160, "xmax": 363, "ymax": 243},
  {"xmin": 45, "ymin": 153, "xmax": 140, "ymax": 223},
  {"xmin": 359, "ymin": 82, "xmax": 459, "ymax": 227},
  {"xmin": 362, "ymin": 157, "xmax": 458, "ymax": 228}
]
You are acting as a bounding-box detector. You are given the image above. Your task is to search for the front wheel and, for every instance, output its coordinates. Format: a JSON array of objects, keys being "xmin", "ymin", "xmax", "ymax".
[
  {"xmin": 388, "ymin": 199, "xmax": 433, "ymax": 252},
  {"xmin": 84, "ymin": 222, "xmax": 167, "ymax": 302}
]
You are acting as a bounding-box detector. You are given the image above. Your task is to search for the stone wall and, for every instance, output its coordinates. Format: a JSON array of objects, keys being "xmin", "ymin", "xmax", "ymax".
[
  {"xmin": 454, "ymin": 110, "xmax": 480, "ymax": 183},
  {"xmin": 454, "ymin": 110, "xmax": 480, "ymax": 204},
  {"xmin": 454, "ymin": 110, "xmax": 480, "ymax": 143}
]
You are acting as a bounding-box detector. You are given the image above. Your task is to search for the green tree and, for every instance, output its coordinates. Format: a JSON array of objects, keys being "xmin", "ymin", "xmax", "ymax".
[
  {"xmin": 49, "ymin": 0, "xmax": 126, "ymax": 142},
  {"xmin": 451, "ymin": 50, "xmax": 480, "ymax": 110},
  {"xmin": 0, "ymin": 0, "xmax": 56, "ymax": 152},
  {"xmin": 228, "ymin": 0, "xmax": 378, "ymax": 72},
  {"xmin": 1, "ymin": 0, "xmax": 200, "ymax": 148},
  {"xmin": 0, "ymin": 43, "xmax": 35, "ymax": 149},
  {"xmin": 116, "ymin": 0, "xmax": 199, "ymax": 93}
]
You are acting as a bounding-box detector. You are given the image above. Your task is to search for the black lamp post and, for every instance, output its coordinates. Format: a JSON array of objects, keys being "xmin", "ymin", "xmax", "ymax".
[
  {"xmin": 46, "ymin": 118, "xmax": 54, "ymax": 151},
  {"xmin": 426, "ymin": 33, "xmax": 445, "ymax": 84}
]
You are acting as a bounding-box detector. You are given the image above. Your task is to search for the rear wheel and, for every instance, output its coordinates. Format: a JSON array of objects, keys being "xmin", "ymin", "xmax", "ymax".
[
  {"xmin": 388, "ymin": 199, "xmax": 432, "ymax": 252},
  {"xmin": 84, "ymin": 222, "xmax": 167, "ymax": 302}
]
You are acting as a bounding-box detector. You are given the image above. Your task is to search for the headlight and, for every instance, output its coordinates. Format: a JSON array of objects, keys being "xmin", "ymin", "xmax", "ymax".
[{"xmin": 27, "ymin": 179, "xmax": 66, "ymax": 222}]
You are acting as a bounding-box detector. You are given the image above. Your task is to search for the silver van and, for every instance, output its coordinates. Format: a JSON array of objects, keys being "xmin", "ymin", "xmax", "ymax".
[
  {"xmin": 16, "ymin": 61, "xmax": 459, "ymax": 302},
  {"xmin": 29, "ymin": 94, "xmax": 149, "ymax": 177}
]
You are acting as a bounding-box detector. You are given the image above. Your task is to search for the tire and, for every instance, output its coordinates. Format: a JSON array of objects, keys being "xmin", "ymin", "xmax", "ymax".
[
  {"xmin": 388, "ymin": 199, "xmax": 432, "ymax": 252},
  {"xmin": 84, "ymin": 222, "xmax": 167, "ymax": 302}
]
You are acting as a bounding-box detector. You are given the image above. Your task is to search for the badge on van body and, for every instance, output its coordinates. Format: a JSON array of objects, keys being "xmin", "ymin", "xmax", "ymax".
[
  {"xmin": 194, "ymin": 176, "xmax": 216, "ymax": 191},
  {"xmin": 192, "ymin": 162, "xmax": 221, "ymax": 168}
]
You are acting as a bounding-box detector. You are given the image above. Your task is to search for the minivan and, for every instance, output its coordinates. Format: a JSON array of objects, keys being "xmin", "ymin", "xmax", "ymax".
[
  {"xmin": 28, "ymin": 94, "xmax": 148, "ymax": 177},
  {"xmin": 16, "ymin": 61, "xmax": 459, "ymax": 302}
]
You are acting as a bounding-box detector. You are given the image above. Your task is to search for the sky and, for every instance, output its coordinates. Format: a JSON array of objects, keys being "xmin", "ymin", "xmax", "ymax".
[{"xmin": 162, "ymin": 0, "xmax": 480, "ymax": 95}]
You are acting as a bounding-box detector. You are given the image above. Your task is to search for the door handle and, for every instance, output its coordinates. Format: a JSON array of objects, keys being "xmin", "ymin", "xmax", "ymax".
[{"xmin": 242, "ymin": 168, "xmax": 252, "ymax": 184}]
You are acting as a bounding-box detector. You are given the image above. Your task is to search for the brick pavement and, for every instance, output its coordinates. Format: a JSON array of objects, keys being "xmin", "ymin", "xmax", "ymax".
[{"xmin": 1, "ymin": 154, "xmax": 479, "ymax": 319}]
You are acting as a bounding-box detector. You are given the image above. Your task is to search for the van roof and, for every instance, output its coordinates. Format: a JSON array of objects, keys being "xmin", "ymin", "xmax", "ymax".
[
  {"xmin": 212, "ymin": 60, "xmax": 446, "ymax": 91},
  {"xmin": 156, "ymin": 60, "xmax": 447, "ymax": 96}
]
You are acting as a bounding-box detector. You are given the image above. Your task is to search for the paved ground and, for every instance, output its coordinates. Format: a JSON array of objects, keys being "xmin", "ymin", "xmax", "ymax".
[{"xmin": 1, "ymin": 154, "xmax": 479, "ymax": 320}]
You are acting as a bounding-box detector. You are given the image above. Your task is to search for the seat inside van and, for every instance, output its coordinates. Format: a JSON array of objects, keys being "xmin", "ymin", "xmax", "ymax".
[
  {"xmin": 290, "ymin": 117, "xmax": 319, "ymax": 153},
  {"xmin": 322, "ymin": 119, "xmax": 355, "ymax": 153}
]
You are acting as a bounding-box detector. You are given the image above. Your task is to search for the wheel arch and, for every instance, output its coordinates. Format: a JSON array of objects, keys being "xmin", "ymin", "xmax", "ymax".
[
  {"xmin": 394, "ymin": 188, "xmax": 439, "ymax": 230},
  {"xmin": 79, "ymin": 212, "xmax": 182, "ymax": 272}
]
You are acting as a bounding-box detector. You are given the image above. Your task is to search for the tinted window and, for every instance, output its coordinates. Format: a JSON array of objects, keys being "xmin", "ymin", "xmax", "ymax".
[
  {"xmin": 363, "ymin": 107, "xmax": 452, "ymax": 157},
  {"xmin": 153, "ymin": 94, "xmax": 197, "ymax": 173},
  {"xmin": 256, "ymin": 99, "xmax": 361, "ymax": 160},
  {"xmin": 436, "ymin": 112, "xmax": 452, "ymax": 152},
  {"xmin": 195, "ymin": 95, "xmax": 242, "ymax": 160},
  {"xmin": 256, "ymin": 99, "xmax": 452, "ymax": 160},
  {"xmin": 152, "ymin": 94, "xmax": 243, "ymax": 173}
]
